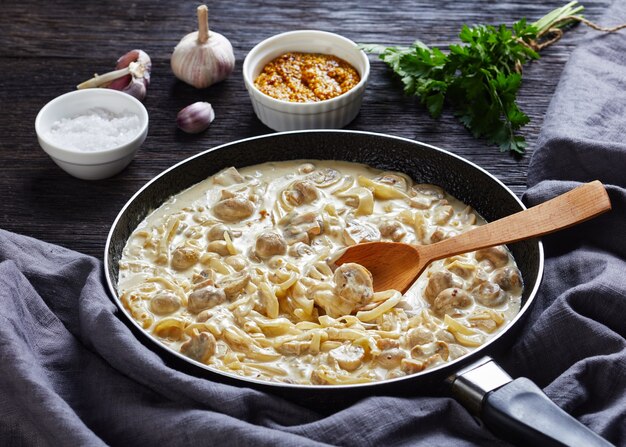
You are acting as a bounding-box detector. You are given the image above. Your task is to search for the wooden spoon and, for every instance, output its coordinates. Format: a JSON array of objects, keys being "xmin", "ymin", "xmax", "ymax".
[{"xmin": 334, "ymin": 181, "xmax": 611, "ymax": 294}]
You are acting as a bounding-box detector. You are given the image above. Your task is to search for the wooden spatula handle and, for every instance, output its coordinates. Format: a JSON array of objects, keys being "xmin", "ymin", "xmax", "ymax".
[{"xmin": 421, "ymin": 181, "xmax": 611, "ymax": 263}]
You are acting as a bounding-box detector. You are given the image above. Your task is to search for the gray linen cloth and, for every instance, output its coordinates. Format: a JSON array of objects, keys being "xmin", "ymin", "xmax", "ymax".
[{"xmin": 2, "ymin": 6, "xmax": 626, "ymax": 447}]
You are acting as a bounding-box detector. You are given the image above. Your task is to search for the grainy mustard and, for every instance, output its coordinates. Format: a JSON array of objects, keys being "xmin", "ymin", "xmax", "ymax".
[{"xmin": 254, "ymin": 52, "xmax": 361, "ymax": 102}]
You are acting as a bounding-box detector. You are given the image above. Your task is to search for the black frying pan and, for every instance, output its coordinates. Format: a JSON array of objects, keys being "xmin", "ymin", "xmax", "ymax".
[{"xmin": 105, "ymin": 130, "xmax": 610, "ymax": 447}]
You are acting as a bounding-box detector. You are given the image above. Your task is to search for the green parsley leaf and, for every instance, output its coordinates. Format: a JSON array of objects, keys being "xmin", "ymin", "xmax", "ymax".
[{"xmin": 359, "ymin": 2, "xmax": 588, "ymax": 154}]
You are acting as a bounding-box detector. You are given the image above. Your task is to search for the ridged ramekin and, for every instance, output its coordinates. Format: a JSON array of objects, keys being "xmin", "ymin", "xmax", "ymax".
[{"xmin": 243, "ymin": 30, "xmax": 370, "ymax": 131}]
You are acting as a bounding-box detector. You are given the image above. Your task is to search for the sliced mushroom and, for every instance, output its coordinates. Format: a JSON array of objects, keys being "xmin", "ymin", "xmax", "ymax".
[
  {"xmin": 409, "ymin": 197, "xmax": 432, "ymax": 210},
  {"xmin": 424, "ymin": 271, "xmax": 456, "ymax": 303},
  {"xmin": 405, "ymin": 326, "xmax": 436, "ymax": 347},
  {"xmin": 446, "ymin": 260, "xmax": 476, "ymax": 279},
  {"xmin": 435, "ymin": 329, "xmax": 456, "ymax": 344},
  {"xmin": 473, "ymin": 282, "xmax": 507, "ymax": 307},
  {"xmin": 288, "ymin": 242, "xmax": 315, "ymax": 258},
  {"xmin": 401, "ymin": 358, "xmax": 425, "ymax": 374},
  {"xmin": 180, "ymin": 330, "xmax": 217, "ymax": 363},
  {"xmin": 188, "ymin": 286, "xmax": 226, "ymax": 313},
  {"xmin": 493, "ymin": 266, "xmax": 523, "ymax": 292},
  {"xmin": 376, "ymin": 338, "xmax": 400, "ymax": 351},
  {"xmin": 310, "ymin": 366, "xmax": 332, "ymax": 385},
  {"xmin": 307, "ymin": 168, "xmax": 341, "ymax": 187},
  {"xmin": 374, "ymin": 173, "xmax": 409, "ymax": 192},
  {"xmin": 170, "ymin": 246, "xmax": 200, "ymax": 270},
  {"xmin": 298, "ymin": 162, "xmax": 316, "ymax": 174},
  {"xmin": 343, "ymin": 220, "xmax": 381, "ymax": 245},
  {"xmin": 429, "ymin": 228, "xmax": 448, "ymax": 243},
  {"xmin": 255, "ymin": 231, "xmax": 287, "ymax": 258},
  {"xmin": 334, "ymin": 263, "xmax": 374, "ymax": 308},
  {"xmin": 410, "ymin": 184, "xmax": 445, "ymax": 208},
  {"xmin": 193, "ymin": 279, "xmax": 215, "ymax": 291},
  {"xmin": 472, "ymin": 317, "xmax": 498, "ymax": 332},
  {"xmin": 212, "ymin": 197, "xmax": 255, "ymax": 222},
  {"xmin": 150, "ymin": 291, "xmax": 181, "ymax": 315},
  {"xmin": 379, "ymin": 220, "xmax": 406, "ymax": 242},
  {"xmin": 433, "ymin": 205, "xmax": 454, "ymax": 225},
  {"xmin": 219, "ymin": 272, "xmax": 250, "ymax": 299},
  {"xmin": 468, "ymin": 267, "xmax": 489, "ymax": 288},
  {"xmin": 207, "ymin": 223, "xmax": 230, "ymax": 241},
  {"xmin": 411, "ymin": 340, "xmax": 449, "ymax": 361},
  {"xmin": 467, "ymin": 309, "xmax": 504, "ymax": 333},
  {"xmin": 449, "ymin": 344, "xmax": 468, "ymax": 360},
  {"xmin": 329, "ymin": 344, "xmax": 365, "ymax": 371},
  {"xmin": 213, "ymin": 167, "xmax": 244, "ymax": 186},
  {"xmin": 196, "ymin": 309, "xmax": 213, "ymax": 323},
  {"xmin": 376, "ymin": 348, "xmax": 406, "ymax": 369},
  {"xmin": 432, "ymin": 288, "xmax": 472, "ymax": 316},
  {"xmin": 285, "ymin": 180, "xmax": 319, "ymax": 206},
  {"xmin": 410, "ymin": 342, "xmax": 433, "ymax": 359},
  {"xmin": 475, "ymin": 246, "xmax": 509, "ymax": 268},
  {"xmin": 424, "ymin": 354, "xmax": 445, "ymax": 368},
  {"xmin": 192, "ymin": 269, "xmax": 215, "ymax": 284},
  {"xmin": 412, "ymin": 184, "xmax": 445, "ymax": 200},
  {"xmin": 281, "ymin": 211, "xmax": 322, "ymax": 245},
  {"xmin": 434, "ymin": 341, "xmax": 450, "ymax": 361}
]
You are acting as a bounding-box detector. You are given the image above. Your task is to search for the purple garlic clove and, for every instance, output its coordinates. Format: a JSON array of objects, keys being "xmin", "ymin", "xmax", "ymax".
[
  {"xmin": 108, "ymin": 49, "xmax": 152, "ymax": 100},
  {"xmin": 177, "ymin": 102, "xmax": 215, "ymax": 134},
  {"xmin": 77, "ymin": 49, "xmax": 152, "ymax": 101},
  {"xmin": 115, "ymin": 49, "xmax": 152, "ymax": 86}
]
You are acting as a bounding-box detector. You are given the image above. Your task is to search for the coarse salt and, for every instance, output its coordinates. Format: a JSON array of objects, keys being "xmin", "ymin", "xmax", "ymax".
[{"xmin": 45, "ymin": 108, "xmax": 141, "ymax": 152}]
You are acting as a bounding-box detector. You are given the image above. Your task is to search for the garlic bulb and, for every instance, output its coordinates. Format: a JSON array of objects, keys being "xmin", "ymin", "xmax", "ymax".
[
  {"xmin": 171, "ymin": 5, "xmax": 235, "ymax": 89},
  {"xmin": 177, "ymin": 102, "xmax": 215, "ymax": 133}
]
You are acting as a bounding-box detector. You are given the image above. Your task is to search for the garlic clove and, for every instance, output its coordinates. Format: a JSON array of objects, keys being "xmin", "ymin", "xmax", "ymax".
[
  {"xmin": 116, "ymin": 50, "xmax": 151, "ymax": 86},
  {"xmin": 77, "ymin": 49, "xmax": 152, "ymax": 101},
  {"xmin": 116, "ymin": 79, "xmax": 148, "ymax": 101},
  {"xmin": 108, "ymin": 50, "xmax": 152, "ymax": 96},
  {"xmin": 171, "ymin": 5, "xmax": 235, "ymax": 89},
  {"xmin": 109, "ymin": 50, "xmax": 151, "ymax": 100},
  {"xmin": 177, "ymin": 102, "xmax": 215, "ymax": 133}
]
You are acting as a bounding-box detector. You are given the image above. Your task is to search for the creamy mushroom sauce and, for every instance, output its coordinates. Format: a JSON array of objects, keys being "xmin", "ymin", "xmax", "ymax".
[{"xmin": 118, "ymin": 161, "xmax": 523, "ymax": 385}]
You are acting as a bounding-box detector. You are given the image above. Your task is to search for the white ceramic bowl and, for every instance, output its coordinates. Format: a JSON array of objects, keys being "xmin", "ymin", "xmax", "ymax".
[
  {"xmin": 35, "ymin": 89, "xmax": 149, "ymax": 180},
  {"xmin": 243, "ymin": 30, "xmax": 370, "ymax": 131}
]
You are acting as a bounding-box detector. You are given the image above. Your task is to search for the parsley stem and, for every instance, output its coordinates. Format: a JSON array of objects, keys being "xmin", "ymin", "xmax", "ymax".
[{"xmin": 533, "ymin": 1, "xmax": 585, "ymax": 36}]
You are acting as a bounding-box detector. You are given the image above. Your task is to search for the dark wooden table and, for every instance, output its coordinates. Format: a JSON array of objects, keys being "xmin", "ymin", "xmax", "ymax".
[{"xmin": 0, "ymin": 0, "xmax": 610, "ymax": 259}]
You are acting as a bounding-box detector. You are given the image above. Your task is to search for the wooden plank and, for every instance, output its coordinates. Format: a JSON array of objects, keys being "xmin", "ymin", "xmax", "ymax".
[{"xmin": 0, "ymin": 0, "xmax": 611, "ymax": 257}]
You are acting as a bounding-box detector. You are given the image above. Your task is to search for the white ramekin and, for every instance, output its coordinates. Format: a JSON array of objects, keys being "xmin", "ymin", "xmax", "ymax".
[
  {"xmin": 243, "ymin": 30, "xmax": 370, "ymax": 131},
  {"xmin": 35, "ymin": 89, "xmax": 149, "ymax": 180}
]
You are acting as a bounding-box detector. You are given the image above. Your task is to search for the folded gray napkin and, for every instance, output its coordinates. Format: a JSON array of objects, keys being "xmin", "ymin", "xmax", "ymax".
[{"xmin": 1, "ymin": 2, "xmax": 625, "ymax": 446}]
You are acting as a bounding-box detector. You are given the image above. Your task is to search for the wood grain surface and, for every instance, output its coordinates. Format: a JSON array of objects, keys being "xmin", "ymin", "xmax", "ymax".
[{"xmin": 0, "ymin": 0, "xmax": 611, "ymax": 259}]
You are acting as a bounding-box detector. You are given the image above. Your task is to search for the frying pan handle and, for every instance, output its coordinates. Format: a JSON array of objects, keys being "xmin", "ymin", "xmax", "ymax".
[
  {"xmin": 449, "ymin": 357, "xmax": 613, "ymax": 447},
  {"xmin": 482, "ymin": 378, "xmax": 613, "ymax": 447}
]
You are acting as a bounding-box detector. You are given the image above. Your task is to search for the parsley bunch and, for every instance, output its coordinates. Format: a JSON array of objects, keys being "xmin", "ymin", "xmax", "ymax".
[{"xmin": 360, "ymin": 1, "xmax": 585, "ymax": 154}]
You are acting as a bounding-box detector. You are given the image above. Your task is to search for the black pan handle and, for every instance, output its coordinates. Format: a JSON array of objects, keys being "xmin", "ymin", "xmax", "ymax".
[{"xmin": 448, "ymin": 357, "xmax": 613, "ymax": 447}]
